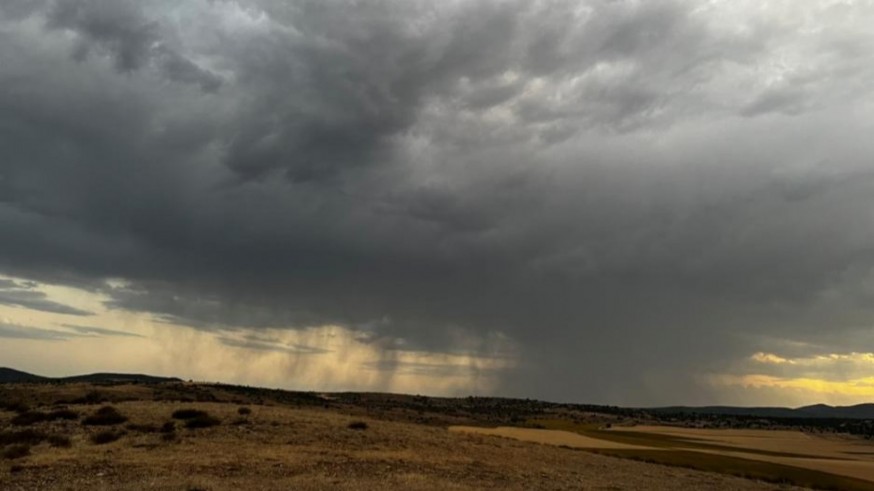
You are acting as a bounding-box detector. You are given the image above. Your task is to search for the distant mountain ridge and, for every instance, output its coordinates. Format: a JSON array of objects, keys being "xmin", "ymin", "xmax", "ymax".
[
  {"xmin": 0, "ymin": 367, "xmax": 48, "ymax": 383},
  {"xmin": 0, "ymin": 367, "xmax": 180, "ymax": 384},
  {"xmin": 649, "ymin": 403, "xmax": 874, "ymax": 420}
]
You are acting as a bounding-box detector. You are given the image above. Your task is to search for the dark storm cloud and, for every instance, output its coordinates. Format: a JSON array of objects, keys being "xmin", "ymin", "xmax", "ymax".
[
  {"xmin": 2, "ymin": 0, "xmax": 874, "ymax": 404},
  {"xmin": 46, "ymin": 0, "xmax": 222, "ymax": 90}
]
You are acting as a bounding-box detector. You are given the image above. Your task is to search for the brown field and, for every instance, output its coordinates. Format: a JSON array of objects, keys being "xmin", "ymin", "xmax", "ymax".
[
  {"xmin": 449, "ymin": 425, "xmax": 648, "ymax": 449},
  {"xmin": 613, "ymin": 426, "xmax": 874, "ymax": 483},
  {"xmin": 454, "ymin": 423, "xmax": 874, "ymax": 490},
  {"xmin": 0, "ymin": 383, "xmax": 806, "ymax": 490}
]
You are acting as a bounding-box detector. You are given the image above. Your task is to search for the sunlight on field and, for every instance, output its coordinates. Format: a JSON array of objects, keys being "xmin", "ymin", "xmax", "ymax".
[
  {"xmin": 448, "ymin": 426, "xmax": 646, "ymax": 449},
  {"xmin": 611, "ymin": 425, "xmax": 874, "ymax": 483},
  {"xmin": 453, "ymin": 422, "xmax": 874, "ymax": 490}
]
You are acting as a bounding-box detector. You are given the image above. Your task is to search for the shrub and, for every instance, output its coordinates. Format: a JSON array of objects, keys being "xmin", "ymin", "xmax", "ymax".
[
  {"xmin": 90, "ymin": 430, "xmax": 123, "ymax": 445},
  {"xmin": 237, "ymin": 407, "xmax": 251, "ymax": 416},
  {"xmin": 0, "ymin": 429, "xmax": 47, "ymax": 446},
  {"xmin": 347, "ymin": 421, "xmax": 369, "ymax": 430},
  {"xmin": 82, "ymin": 406, "xmax": 127, "ymax": 426},
  {"xmin": 172, "ymin": 409, "xmax": 208, "ymax": 420},
  {"xmin": 48, "ymin": 434, "xmax": 72, "ymax": 448},
  {"xmin": 3, "ymin": 401, "xmax": 31, "ymax": 414},
  {"xmin": 184, "ymin": 415, "xmax": 221, "ymax": 429},
  {"xmin": 73, "ymin": 391, "xmax": 106, "ymax": 405},
  {"xmin": 126, "ymin": 423, "xmax": 158, "ymax": 433},
  {"xmin": 11, "ymin": 411, "xmax": 48, "ymax": 426},
  {"xmin": 12, "ymin": 409, "xmax": 80, "ymax": 425},
  {"xmin": 2, "ymin": 444, "xmax": 31, "ymax": 460},
  {"xmin": 160, "ymin": 421, "xmax": 176, "ymax": 433},
  {"xmin": 48, "ymin": 409, "xmax": 79, "ymax": 421}
]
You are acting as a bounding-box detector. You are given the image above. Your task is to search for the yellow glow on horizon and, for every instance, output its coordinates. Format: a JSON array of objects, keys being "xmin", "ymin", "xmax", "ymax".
[{"xmin": 712, "ymin": 374, "xmax": 874, "ymax": 398}]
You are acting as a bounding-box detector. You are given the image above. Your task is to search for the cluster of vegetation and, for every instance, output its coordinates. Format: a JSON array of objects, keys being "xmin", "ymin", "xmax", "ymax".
[
  {"xmin": 90, "ymin": 430, "xmax": 124, "ymax": 445},
  {"xmin": 172, "ymin": 408, "xmax": 221, "ymax": 429},
  {"xmin": 82, "ymin": 406, "xmax": 128, "ymax": 426},
  {"xmin": 0, "ymin": 400, "xmax": 32, "ymax": 414},
  {"xmin": 0, "ymin": 429, "xmax": 74, "ymax": 459},
  {"xmin": 11, "ymin": 408, "xmax": 79, "ymax": 426},
  {"xmin": 0, "ymin": 429, "xmax": 50, "ymax": 446},
  {"xmin": 2, "ymin": 444, "xmax": 30, "ymax": 460}
]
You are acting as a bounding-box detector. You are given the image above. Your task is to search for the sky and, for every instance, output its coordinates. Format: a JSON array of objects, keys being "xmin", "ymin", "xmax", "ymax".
[{"xmin": 2, "ymin": 0, "xmax": 874, "ymax": 407}]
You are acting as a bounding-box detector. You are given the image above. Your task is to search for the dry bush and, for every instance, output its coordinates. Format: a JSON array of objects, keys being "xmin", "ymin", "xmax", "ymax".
[
  {"xmin": 126, "ymin": 423, "xmax": 159, "ymax": 433},
  {"xmin": 160, "ymin": 421, "xmax": 176, "ymax": 433},
  {"xmin": 82, "ymin": 406, "xmax": 127, "ymax": 426},
  {"xmin": 11, "ymin": 411, "xmax": 48, "ymax": 426},
  {"xmin": 48, "ymin": 409, "xmax": 79, "ymax": 421},
  {"xmin": 172, "ymin": 409, "xmax": 209, "ymax": 420},
  {"xmin": 0, "ymin": 429, "xmax": 47, "ymax": 446},
  {"xmin": 184, "ymin": 414, "xmax": 221, "ymax": 429},
  {"xmin": 2, "ymin": 444, "xmax": 31, "ymax": 460},
  {"xmin": 2, "ymin": 401, "xmax": 31, "ymax": 414},
  {"xmin": 91, "ymin": 430, "xmax": 123, "ymax": 445},
  {"xmin": 48, "ymin": 434, "xmax": 72, "ymax": 448},
  {"xmin": 72, "ymin": 391, "xmax": 106, "ymax": 405},
  {"xmin": 238, "ymin": 407, "xmax": 251, "ymax": 415},
  {"xmin": 11, "ymin": 408, "xmax": 79, "ymax": 426},
  {"xmin": 348, "ymin": 421, "xmax": 369, "ymax": 430}
]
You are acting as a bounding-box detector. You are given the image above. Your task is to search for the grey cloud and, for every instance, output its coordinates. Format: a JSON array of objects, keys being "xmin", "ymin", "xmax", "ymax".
[
  {"xmin": 46, "ymin": 0, "xmax": 222, "ymax": 91},
  {"xmin": 362, "ymin": 360, "xmax": 499, "ymax": 378},
  {"xmin": 1, "ymin": 0, "xmax": 874, "ymax": 405},
  {"xmin": 61, "ymin": 324, "xmax": 144, "ymax": 338},
  {"xmin": 0, "ymin": 322, "xmax": 76, "ymax": 341},
  {"xmin": 47, "ymin": 0, "xmax": 158, "ymax": 72},
  {"xmin": 0, "ymin": 280, "xmax": 93, "ymax": 316},
  {"xmin": 217, "ymin": 336, "xmax": 330, "ymax": 355}
]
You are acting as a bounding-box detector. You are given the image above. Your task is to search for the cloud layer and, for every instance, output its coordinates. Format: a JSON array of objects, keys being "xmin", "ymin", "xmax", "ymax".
[{"xmin": 2, "ymin": 0, "xmax": 874, "ymax": 404}]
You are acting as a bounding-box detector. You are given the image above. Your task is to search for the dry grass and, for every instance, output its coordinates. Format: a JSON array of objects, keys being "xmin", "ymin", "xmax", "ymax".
[{"xmin": 1, "ymin": 398, "xmax": 797, "ymax": 490}]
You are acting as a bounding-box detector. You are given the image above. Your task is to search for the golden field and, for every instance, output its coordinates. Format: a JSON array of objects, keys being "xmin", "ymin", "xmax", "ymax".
[{"xmin": 454, "ymin": 422, "xmax": 874, "ymax": 490}]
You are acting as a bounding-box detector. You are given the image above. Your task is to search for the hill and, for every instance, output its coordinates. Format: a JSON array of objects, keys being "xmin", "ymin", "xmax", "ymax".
[
  {"xmin": 0, "ymin": 367, "xmax": 180, "ymax": 385},
  {"xmin": 59, "ymin": 372, "xmax": 182, "ymax": 384},
  {"xmin": 0, "ymin": 367, "xmax": 47, "ymax": 383}
]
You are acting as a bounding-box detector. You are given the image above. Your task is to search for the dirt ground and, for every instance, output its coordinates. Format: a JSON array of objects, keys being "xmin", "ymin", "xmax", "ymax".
[
  {"xmin": 2, "ymin": 401, "xmax": 799, "ymax": 490},
  {"xmin": 454, "ymin": 423, "xmax": 874, "ymax": 486},
  {"xmin": 615, "ymin": 425, "xmax": 874, "ymax": 483}
]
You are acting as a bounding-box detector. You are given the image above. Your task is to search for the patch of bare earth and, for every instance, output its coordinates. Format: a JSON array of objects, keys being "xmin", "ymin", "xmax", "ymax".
[
  {"xmin": 2, "ymin": 402, "xmax": 795, "ymax": 490},
  {"xmin": 614, "ymin": 425, "xmax": 874, "ymax": 483}
]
